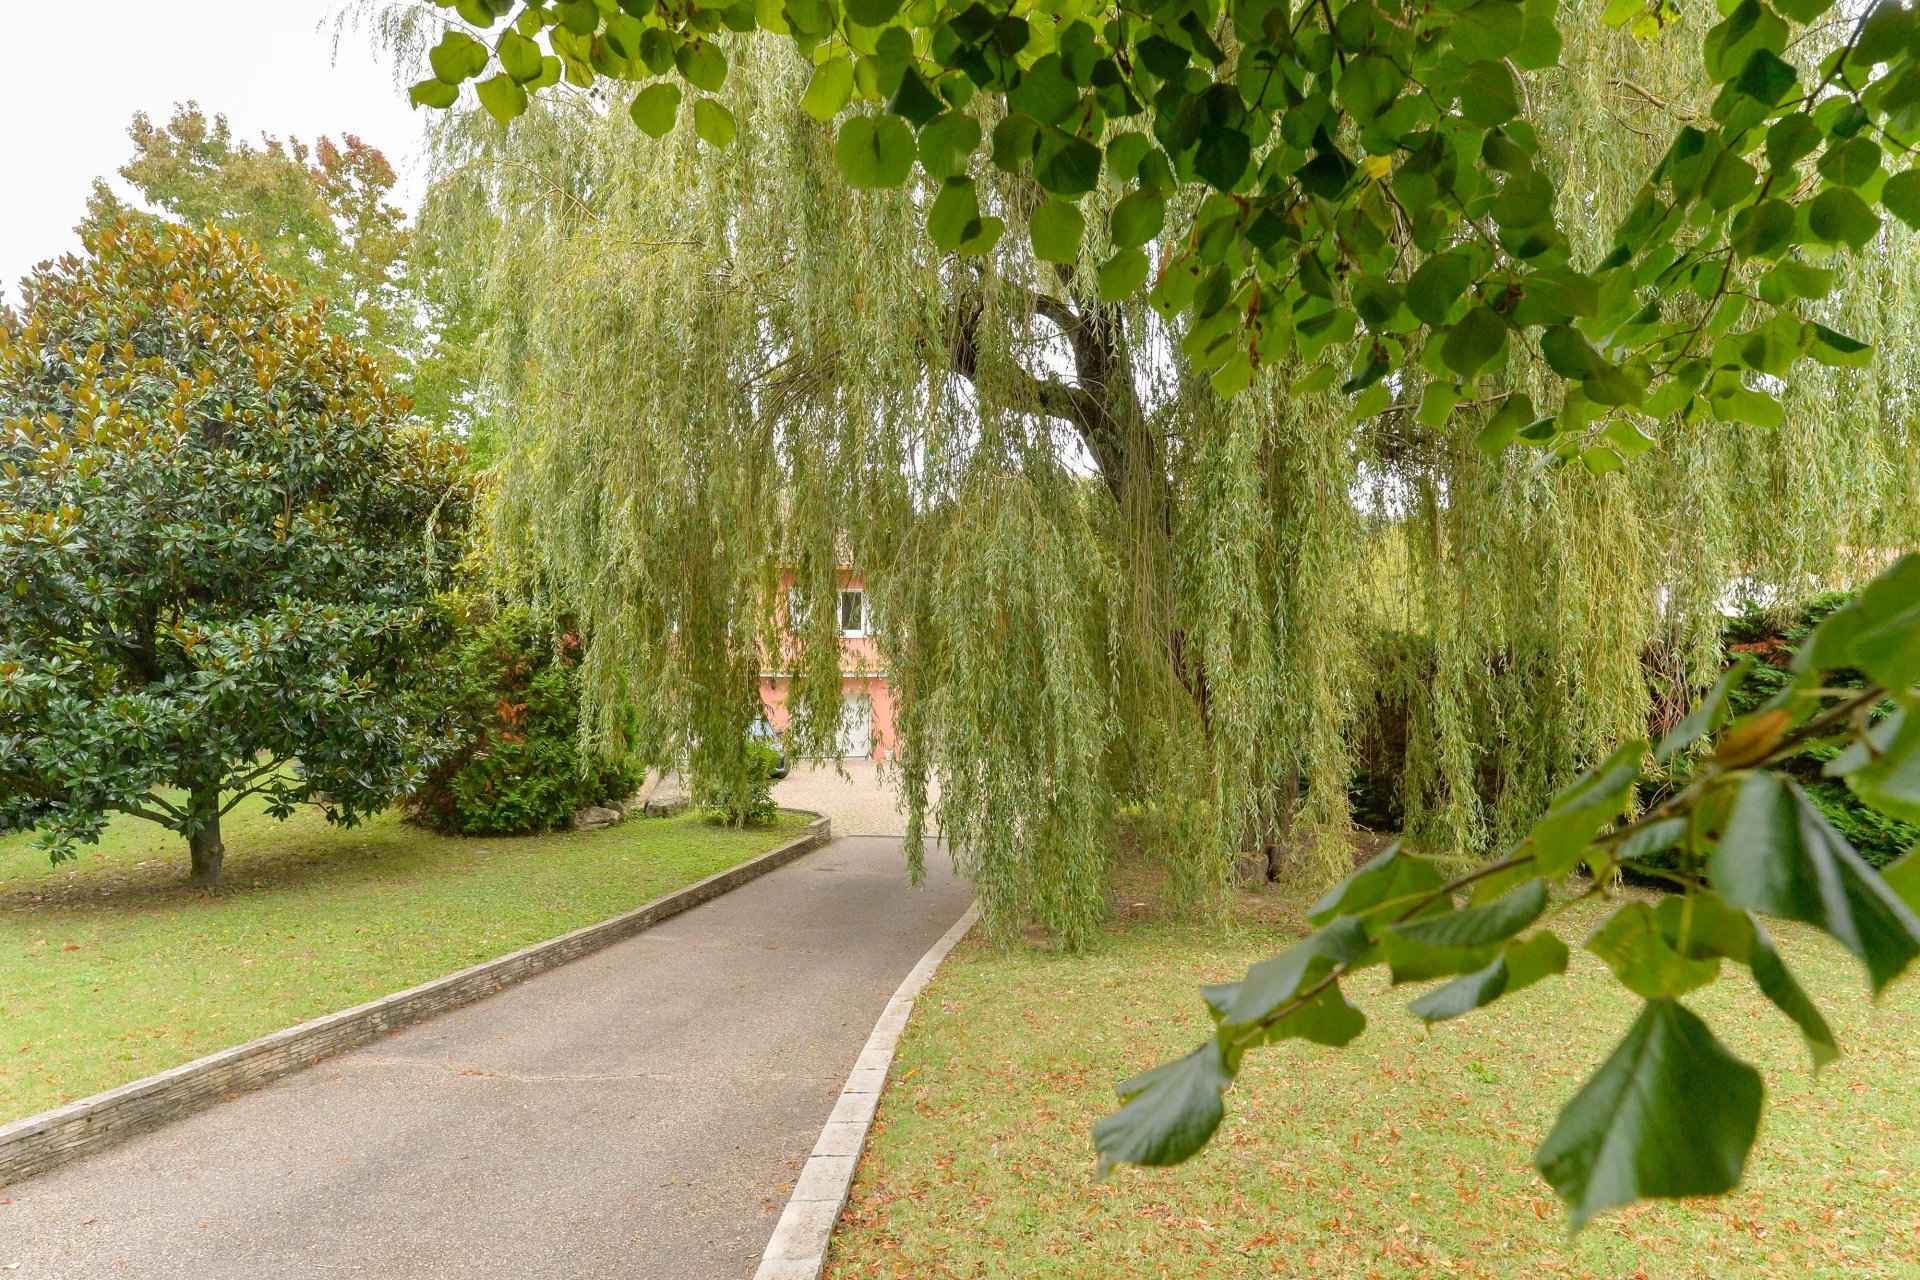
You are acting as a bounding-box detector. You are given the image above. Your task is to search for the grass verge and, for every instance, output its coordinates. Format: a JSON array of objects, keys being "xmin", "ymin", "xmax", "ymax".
[
  {"xmin": 827, "ymin": 881, "xmax": 1920, "ymax": 1279},
  {"xmin": 1, "ymin": 800, "xmax": 810, "ymax": 1124}
]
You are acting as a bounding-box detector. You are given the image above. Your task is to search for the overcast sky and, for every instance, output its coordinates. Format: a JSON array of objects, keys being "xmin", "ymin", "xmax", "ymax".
[{"xmin": 2, "ymin": 3, "xmax": 427, "ymax": 303}]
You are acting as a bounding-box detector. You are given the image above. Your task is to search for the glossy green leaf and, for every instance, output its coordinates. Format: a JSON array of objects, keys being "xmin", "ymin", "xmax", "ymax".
[{"xmin": 1534, "ymin": 999, "xmax": 1762, "ymax": 1228}]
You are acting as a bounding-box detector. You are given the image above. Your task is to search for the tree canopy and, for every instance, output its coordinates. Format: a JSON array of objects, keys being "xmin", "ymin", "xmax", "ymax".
[
  {"xmin": 373, "ymin": 0, "xmax": 1920, "ymax": 948},
  {"xmin": 78, "ymin": 101, "xmax": 480, "ymax": 436},
  {"xmin": 0, "ymin": 220, "xmax": 472, "ymax": 883},
  {"xmin": 349, "ymin": 0, "xmax": 1920, "ymax": 1227}
]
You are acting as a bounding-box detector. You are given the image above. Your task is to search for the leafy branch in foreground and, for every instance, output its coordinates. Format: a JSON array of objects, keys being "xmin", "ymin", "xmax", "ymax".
[
  {"xmin": 406, "ymin": 0, "xmax": 1920, "ymax": 470},
  {"xmin": 1093, "ymin": 553, "xmax": 1920, "ymax": 1227}
]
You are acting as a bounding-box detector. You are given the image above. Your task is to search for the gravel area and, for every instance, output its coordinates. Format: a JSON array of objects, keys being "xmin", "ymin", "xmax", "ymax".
[{"xmin": 773, "ymin": 760, "xmax": 935, "ymax": 837}]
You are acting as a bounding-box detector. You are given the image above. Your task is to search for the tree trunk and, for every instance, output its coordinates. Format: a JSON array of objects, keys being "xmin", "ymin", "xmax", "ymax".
[{"xmin": 188, "ymin": 791, "xmax": 224, "ymax": 886}]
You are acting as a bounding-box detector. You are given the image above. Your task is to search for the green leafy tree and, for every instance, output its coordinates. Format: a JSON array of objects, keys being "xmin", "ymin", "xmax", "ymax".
[
  {"xmin": 0, "ymin": 220, "xmax": 473, "ymax": 884},
  {"xmin": 373, "ymin": 0, "xmax": 1920, "ymax": 959},
  {"xmin": 359, "ymin": 0, "xmax": 1920, "ymax": 1226},
  {"xmin": 78, "ymin": 101, "xmax": 480, "ymax": 437}
]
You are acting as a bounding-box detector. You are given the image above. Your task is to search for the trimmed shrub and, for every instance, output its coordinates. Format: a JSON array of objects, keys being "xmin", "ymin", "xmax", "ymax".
[{"xmin": 407, "ymin": 606, "xmax": 639, "ymax": 835}]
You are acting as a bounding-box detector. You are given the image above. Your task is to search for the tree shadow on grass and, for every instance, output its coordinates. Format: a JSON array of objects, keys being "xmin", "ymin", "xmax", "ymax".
[{"xmin": 0, "ymin": 814, "xmax": 520, "ymax": 917}]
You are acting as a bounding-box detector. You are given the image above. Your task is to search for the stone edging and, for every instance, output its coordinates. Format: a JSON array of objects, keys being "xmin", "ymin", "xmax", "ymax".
[
  {"xmin": 753, "ymin": 899, "xmax": 982, "ymax": 1280},
  {"xmin": 0, "ymin": 812, "xmax": 832, "ymax": 1189}
]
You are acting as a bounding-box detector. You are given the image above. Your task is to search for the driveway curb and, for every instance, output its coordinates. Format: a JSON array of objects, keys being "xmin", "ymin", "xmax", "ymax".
[
  {"xmin": 0, "ymin": 812, "xmax": 831, "ymax": 1188},
  {"xmin": 752, "ymin": 898, "xmax": 981, "ymax": 1280}
]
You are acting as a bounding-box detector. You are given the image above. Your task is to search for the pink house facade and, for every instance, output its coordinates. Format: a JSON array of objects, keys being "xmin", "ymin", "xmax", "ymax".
[{"xmin": 757, "ymin": 575, "xmax": 899, "ymax": 761}]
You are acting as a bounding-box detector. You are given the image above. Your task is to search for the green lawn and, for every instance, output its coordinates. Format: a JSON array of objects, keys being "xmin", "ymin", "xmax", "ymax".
[
  {"xmin": 827, "ymin": 882, "xmax": 1920, "ymax": 1280},
  {"xmin": 0, "ymin": 799, "xmax": 809, "ymax": 1124}
]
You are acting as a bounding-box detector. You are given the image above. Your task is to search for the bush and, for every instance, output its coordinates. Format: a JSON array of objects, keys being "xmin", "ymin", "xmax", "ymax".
[
  {"xmin": 407, "ymin": 606, "xmax": 639, "ymax": 835},
  {"xmin": 1714, "ymin": 591, "xmax": 1916, "ymax": 868},
  {"xmin": 692, "ymin": 740, "xmax": 780, "ymax": 827}
]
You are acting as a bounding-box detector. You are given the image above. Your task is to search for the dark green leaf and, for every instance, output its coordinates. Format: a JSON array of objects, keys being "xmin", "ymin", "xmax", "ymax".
[
  {"xmin": 1030, "ymin": 198, "xmax": 1085, "ymax": 263},
  {"xmin": 1406, "ymin": 251, "xmax": 1475, "ymax": 327},
  {"xmin": 1830, "ymin": 707, "xmax": 1920, "ymax": 824},
  {"xmin": 1712, "ymin": 772, "xmax": 1920, "ymax": 994},
  {"xmin": 1881, "ymin": 169, "xmax": 1920, "ymax": 228},
  {"xmin": 1808, "ymin": 187, "xmax": 1881, "ymax": 249},
  {"xmin": 1109, "ymin": 190, "xmax": 1166, "ymax": 249},
  {"xmin": 1534, "ymin": 999, "xmax": 1762, "ymax": 1228},
  {"xmin": 927, "ymin": 177, "xmax": 981, "ymax": 252},
  {"xmin": 1307, "ymin": 842, "xmax": 1448, "ymax": 925},
  {"xmin": 1408, "ymin": 931, "xmax": 1569, "ymax": 1022},
  {"xmin": 1440, "ymin": 306, "xmax": 1506, "ymax": 380},
  {"xmin": 1092, "ymin": 1040, "xmax": 1233, "ymax": 1169},
  {"xmin": 1460, "ymin": 61, "xmax": 1521, "ymax": 126},
  {"xmin": 836, "ymin": 115, "xmax": 917, "ymax": 188},
  {"xmin": 1034, "ymin": 127, "xmax": 1102, "ymax": 197},
  {"xmin": 1382, "ymin": 880, "xmax": 1549, "ymax": 983},
  {"xmin": 1587, "ymin": 901, "xmax": 1722, "ymax": 998}
]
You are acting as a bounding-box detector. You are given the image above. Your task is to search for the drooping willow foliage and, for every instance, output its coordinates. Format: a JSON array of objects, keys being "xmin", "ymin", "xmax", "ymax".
[{"xmin": 380, "ymin": 4, "xmax": 1919, "ymax": 947}]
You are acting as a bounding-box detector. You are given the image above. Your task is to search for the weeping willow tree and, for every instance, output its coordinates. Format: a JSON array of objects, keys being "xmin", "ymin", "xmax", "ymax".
[{"xmin": 371, "ymin": 3, "xmax": 1919, "ymax": 947}]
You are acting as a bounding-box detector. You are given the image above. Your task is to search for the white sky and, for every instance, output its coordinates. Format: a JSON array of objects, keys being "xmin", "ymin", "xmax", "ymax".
[{"xmin": 2, "ymin": 3, "xmax": 427, "ymax": 304}]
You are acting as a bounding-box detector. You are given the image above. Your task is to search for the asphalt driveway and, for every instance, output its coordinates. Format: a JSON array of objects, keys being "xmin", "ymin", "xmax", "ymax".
[{"xmin": 0, "ymin": 834, "xmax": 972, "ymax": 1279}]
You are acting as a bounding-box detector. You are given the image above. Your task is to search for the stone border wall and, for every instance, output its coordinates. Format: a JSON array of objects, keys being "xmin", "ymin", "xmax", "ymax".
[
  {"xmin": 0, "ymin": 813, "xmax": 830, "ymax": 1188},
  {"xmin": 753, "ymin": 899, "xmax": 981, "ymax": 1280}
]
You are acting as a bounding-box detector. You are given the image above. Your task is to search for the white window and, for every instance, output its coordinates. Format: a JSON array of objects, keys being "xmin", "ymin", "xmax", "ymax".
[{"xmin": 838, "ymin": 589, "xmax": 868, "ymax": 637}]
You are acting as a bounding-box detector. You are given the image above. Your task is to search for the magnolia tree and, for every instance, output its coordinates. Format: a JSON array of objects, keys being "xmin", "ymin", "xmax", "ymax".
[
  {"xmin": 0, "ymin": 221, "xmax": 473, "ymax": 884},
  {"xmin": 372, "ymin": 0, "xmax": 1920, "ymax": 1223}
]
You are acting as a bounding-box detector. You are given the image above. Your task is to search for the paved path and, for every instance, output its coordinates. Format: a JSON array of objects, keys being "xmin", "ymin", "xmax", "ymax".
[
  {"xmin": 772, "ymin": 760, "xmax": 938, "ymax": 837},
  {"xmin": 0, "ymin": 835, "xmax": 971, "ymax": 1280}
]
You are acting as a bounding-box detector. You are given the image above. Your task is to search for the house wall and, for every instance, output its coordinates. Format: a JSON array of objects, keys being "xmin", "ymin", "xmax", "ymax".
[{"xmin": 759, "ymin": 572, "xmax": 897, "ymax": 761}]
